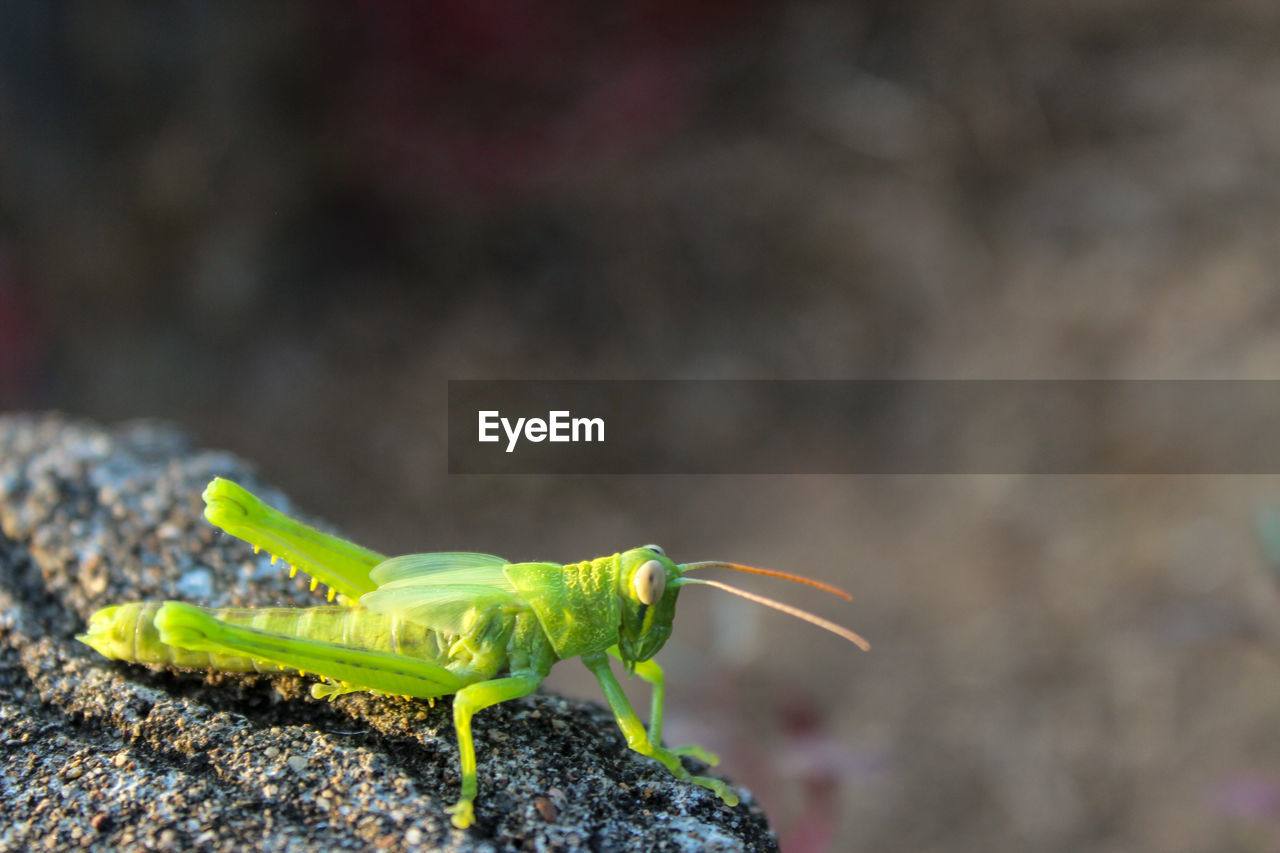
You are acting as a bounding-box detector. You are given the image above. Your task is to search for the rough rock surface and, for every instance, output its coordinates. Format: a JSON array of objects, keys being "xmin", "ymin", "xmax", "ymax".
[{"xmin": 0, "ymin": 414, "xmax": 776, "ymax": 852}]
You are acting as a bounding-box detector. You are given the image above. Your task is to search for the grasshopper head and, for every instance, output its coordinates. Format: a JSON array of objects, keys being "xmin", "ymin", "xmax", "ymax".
[{"xmin": 615, "ymin": 545, "xmax": 682, "ymax": 666}]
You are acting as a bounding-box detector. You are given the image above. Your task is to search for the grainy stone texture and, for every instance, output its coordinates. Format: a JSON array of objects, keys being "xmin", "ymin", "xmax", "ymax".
[{"xmin": 0, "ymin": 413, "xmax": 776, "ymax": 852}]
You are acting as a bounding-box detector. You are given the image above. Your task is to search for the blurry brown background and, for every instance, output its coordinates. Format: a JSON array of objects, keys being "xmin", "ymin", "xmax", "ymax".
[{"xmin": 5, "ymin": 2, "xmax": 1280, "ymax": 851}]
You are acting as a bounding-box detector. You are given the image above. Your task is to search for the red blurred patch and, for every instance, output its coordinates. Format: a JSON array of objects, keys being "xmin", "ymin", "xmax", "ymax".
[{"xmin": 0, "ymin": 253, "xmax": 44, "ymax": 409}]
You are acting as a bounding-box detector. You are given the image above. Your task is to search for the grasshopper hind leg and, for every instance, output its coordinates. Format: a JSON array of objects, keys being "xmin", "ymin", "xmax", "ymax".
[
  {"xmin": 201, "ymin": 478, "xmax": 385, "ymax": 602},
  {"xmin": 154, "ymin": 602, "xmax": 465, "ymax": 699}
]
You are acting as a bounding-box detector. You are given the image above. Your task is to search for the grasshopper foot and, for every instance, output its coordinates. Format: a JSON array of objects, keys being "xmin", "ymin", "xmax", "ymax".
[
  {"xmin": 671, "ymin": 744, "xmax": 719, "ymax": 766},
  {"xmin": 311, "ymin": 680, "xmax": 360, "ymax": 700},
  {"xmin": 689, "ymin": 774, "xmax": 739, "ymax": 806},
  {"xmin": 446, "ymin": 799, "xmax": 475, "ymax": 829},
  {"xmin": 645, "ymin": 745, "xmax": 738, "ymax": 807}
]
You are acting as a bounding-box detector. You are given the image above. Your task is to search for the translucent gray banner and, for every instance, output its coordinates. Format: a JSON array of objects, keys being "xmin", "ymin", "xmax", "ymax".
[{"xmin": 447, "ymin": 380, "xmax": 1280, "ymax": 474}]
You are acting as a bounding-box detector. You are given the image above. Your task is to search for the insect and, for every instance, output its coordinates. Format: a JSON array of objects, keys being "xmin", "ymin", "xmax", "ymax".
[{"xmin": 79, "ymin": 477, "xmax": 868, "ymax": 828}]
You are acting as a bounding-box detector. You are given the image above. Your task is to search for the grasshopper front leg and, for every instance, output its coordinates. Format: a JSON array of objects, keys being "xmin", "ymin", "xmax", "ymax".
[
  {"xmin": 608, "ymin": 648, "xmax": 719, "ymax": 765},
  {"xmin": 583, "ymin": 652, "xmax": 738, "ymax": 808}
]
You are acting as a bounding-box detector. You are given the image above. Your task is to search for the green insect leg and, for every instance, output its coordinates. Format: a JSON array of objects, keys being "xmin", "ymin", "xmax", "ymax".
[
  {"xmin": 623, "ymin": 653, "xmax": 719, "ymax": 766},
  {"xmin": 583, "ymin": 652, "xmax": 738, "ymax": 807},
  {"xmin": 202, "ymin": 478, "xmax": 385, "ymax": 601},
  {"xmin": 446, "ymin": 671, "xmax": 542, "ymax": 829},
  {"xmin": 154, "ymin": 602, "xmax": 464, "ymax": 698}
]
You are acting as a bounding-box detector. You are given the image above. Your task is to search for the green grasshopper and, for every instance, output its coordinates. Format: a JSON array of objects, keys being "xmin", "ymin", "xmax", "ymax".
[{"xmin": 78, "ymin": 478, "xmax": 868, "ymax": 828}]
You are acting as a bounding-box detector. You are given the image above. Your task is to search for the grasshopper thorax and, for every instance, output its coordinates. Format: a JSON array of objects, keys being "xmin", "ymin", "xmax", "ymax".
[{"xmin": 503, "ymin": 546, "xmax": 684, "ymax": 663}]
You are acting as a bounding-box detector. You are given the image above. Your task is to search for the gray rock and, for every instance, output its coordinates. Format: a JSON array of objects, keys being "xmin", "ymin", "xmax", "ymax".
[{"xmin": 0, "ymin": 413, "xmax": 776, "ymax": 852}]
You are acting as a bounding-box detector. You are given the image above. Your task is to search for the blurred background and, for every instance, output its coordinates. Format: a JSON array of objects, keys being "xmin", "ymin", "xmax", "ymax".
[{"xmin": 5, "ymin": 2, "xmax": 1280, "ymax": 850}]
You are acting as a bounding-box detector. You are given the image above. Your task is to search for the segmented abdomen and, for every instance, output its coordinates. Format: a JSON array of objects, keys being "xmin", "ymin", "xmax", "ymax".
[{"xmin": 80, "ymin": 601, "xmax": 452, "ymax": 673}]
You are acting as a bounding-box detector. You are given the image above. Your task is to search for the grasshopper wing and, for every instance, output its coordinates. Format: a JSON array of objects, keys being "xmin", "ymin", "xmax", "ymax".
[
  {"xmin": 363, "ymin": 554, "xmax": 525, "ymax": 635},
  {"xmin": 360, "ymin": 584, "xmax": 526, "ymax": 635},
  {"xmin": 369, "ymin": 552, "xmax": 514, "ymax": 589}
]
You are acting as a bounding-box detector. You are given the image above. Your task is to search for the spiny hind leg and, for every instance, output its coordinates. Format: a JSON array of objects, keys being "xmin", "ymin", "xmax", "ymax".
[
  {"xmin": 447, "ymin": 671, "xmax": 543, "ymax": 829},
  {"xmin": 154, "ymin": 602, "xmax": 463, "ymax": 699},
  {"xmin": 202, "ymin": 478, "xmax": 385, "ymax": 602},
  {"xmin": 585, "ymin": 653, "xmax": 737, "ymax": 807}
]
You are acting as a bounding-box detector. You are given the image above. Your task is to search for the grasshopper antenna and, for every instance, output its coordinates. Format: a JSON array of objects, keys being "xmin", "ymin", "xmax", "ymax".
[
  {"xmin": 680, "ymin": 561, "xmax": 853, "ymax": 600},
  {"xmin": 675, "ymin": 576, "xmax": 871, "ymax": 650}
]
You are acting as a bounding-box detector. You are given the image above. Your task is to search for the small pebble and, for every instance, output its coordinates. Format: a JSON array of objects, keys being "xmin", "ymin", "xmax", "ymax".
[{"xmin": 534, "ymin": 796, "xmax": 558, "ymax": 823}]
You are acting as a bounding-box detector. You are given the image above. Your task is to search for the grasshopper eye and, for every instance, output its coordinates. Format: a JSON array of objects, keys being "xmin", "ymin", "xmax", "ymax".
[
  {"xmin": 643, "ymin": 544, "xmax": 665, "ymax": 557},
  {"xmin": 633, "ymin": 559, "xmax": 665, "ymax": 605}
]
